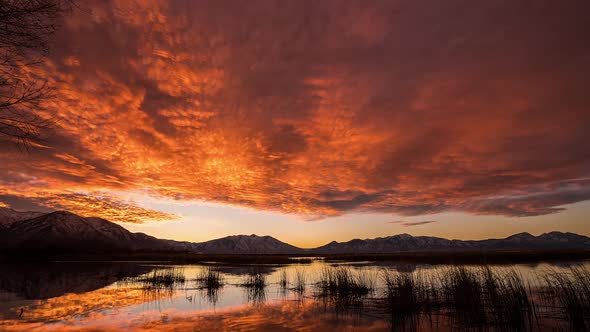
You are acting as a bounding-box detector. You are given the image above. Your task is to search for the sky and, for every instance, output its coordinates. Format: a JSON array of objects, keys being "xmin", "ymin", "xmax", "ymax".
[{"xmin": 1, "ymin": 0, "xmax": 590, "ymax": 247}]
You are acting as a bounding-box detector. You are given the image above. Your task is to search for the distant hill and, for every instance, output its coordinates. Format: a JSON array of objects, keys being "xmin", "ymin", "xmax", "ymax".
[
  {"xmin": 0, "ymin": 208, "xmax": 191, "ymax": 252},
  {"xmin": 312, "ymin": 232, "xmax": 590, "ymax": 254},
  {"xmin": 1, "ymin": 207, "xmax": 589, "ymax": 254},
  {"xmin": 191, "ymin": 234, "xmax": 303, "ymax": 254}
]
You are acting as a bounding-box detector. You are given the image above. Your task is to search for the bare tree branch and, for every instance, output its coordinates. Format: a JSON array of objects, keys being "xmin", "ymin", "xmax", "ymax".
[{"xmin": 0, "ymin": 0, "xmax": 71, "ymax": 149}]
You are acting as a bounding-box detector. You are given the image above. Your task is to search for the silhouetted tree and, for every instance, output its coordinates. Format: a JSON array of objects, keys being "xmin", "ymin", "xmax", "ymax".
[{"xmin": 0, "ymin": 0, "xmax": 70, "ymax": 148}]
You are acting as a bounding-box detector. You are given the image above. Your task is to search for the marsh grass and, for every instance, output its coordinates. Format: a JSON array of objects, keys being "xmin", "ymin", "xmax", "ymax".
[
  {"xmin": 316, "ymin": 266, "xmax": 373, "ymax": 296},
  {"xmin": 113, "ymin": 262, "xmax": 588, "ymax": 330},
  {"xmin": 196, "ymin": 267, "xmax": 224, "ymax": 289},
  {"xmin": 278, "ymin": 268, "xmax": 288, "ymax": 289},
  {"xmin": 118, "ymin": 268, "xmax": 186, "ymax": 303},
  {"xmin": 242, "ymin": 269, "xmax": 267, "ymax": 289},
  {"xmin": 314, "ymin": 266, "xmax": 374, "ymax": 313},
  {"xmin": 240, "ymin": 269, "xmax": 267, "ymax": 304},
  {"xmin": 381, "ymin": 266, "xmax": 535, "ymax": 330},
  {"xmin": 383, "ymin": 271, "xmax": 438, "ymax": 314},
  {"xmin": 293, "ymin": 268, "xmax": 306, "ymax": 293},
  {"xmin": 382, "ymin": 270, "xmax": 434, "ymax": 332},
  {"xmin": 542, "ymin": 266, "xmax": 590, "ymax": 330},
  {"xmin": 441, "ymin": 267, "xmax": 536, "ymax": 329},
  {"xmin": 440, "ymin": 267, "xmax": 487, "ymax": 326},
  {"xmin": 241, "ymin": 269, "xmax": 266, "ymax": 299},
  {"xmin": 482, "ymin": 267, "xmax": 534, "ymax": 330},
  {"xmin": 127, "ymin": 267, "xmax": 186, "ymax": 289}
]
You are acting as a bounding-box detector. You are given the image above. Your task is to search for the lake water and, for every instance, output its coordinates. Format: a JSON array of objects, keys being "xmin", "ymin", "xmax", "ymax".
[{"xmin": 0, "ymin": 259, "xmax": 588, "ymax": 331}]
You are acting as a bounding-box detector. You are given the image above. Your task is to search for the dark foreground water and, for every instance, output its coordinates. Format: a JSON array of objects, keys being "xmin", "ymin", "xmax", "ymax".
[{"xmin": 0, "ymin": 260, "xmax": 588, "ymax": 331}]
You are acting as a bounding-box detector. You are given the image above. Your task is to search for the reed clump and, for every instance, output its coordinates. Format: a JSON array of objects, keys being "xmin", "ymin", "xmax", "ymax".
[
  {"xmin": 542, "ymin": 266, "xmax": 590, "ymax": 330},
  {"xmin": 196, "ymin": 267, "xmax": 224, "ymax": 289},
  {"xmin": 316, "ymin": 266, "xmax": 373, "ymax": 296},
  {"xmin": 293, "ymin": 269, "xmax": 306, "ymax": 293},
  {"xmin": 382, "ymin": 266, "xmax": 534, "ymax": 329},
  {"xmin": 440, "ymin": 267, "xmax": 486, "ymax": 325},
  {"xmin": 241, "ymin": 269, "xmax": 267, "ymax": 304},
  {"xmin": 315, "ymin": 266, "xmax": 374, "ymax": 312},
  {"xmin": 383, "ymin": 270, "xmax": 439, "ymax": 315},
  {"xmin": 382, "ymin": 270, "xmax": 437, "ymax": 331},
  {"xmin": 482, "ymin": 267, "xmax": 533, "ymax": 329},
  {"xmin": 139, "ymin": 268, "xmax": 186, "ymax": 288},
  {"xmin": 278, "ymin": 268, "xmax": 288, "ymax": 289},
  {"xmin": 242, "ymin": 269, "xmax": 267, "ymax": 289}
]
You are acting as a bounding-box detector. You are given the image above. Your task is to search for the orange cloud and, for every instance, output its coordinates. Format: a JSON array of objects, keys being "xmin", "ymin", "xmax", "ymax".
[{"xmin": 1, "ymin": 1, "xmax": 589, "ymax": 223}]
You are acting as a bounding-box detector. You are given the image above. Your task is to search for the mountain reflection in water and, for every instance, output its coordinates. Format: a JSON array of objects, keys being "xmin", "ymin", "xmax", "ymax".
[{"xmin": 0, "ymin": 260, "xmax": 588, "ymax": 331}]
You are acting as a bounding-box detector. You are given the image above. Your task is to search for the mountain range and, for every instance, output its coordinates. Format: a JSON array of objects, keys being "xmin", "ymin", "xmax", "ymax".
[{"xmin": 1, "ymin": 207, "xmax": 589, "ymax": 254}]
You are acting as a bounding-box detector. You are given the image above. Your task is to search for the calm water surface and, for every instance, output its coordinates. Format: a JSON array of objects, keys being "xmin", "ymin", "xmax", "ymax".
[{"xmin": 0, "ymin": 260, "xmax": 588, "ymax": 331}]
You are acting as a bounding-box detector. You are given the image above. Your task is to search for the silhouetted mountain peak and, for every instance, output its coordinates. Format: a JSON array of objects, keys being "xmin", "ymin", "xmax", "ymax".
[
  {"xmin": 537, "ymin": 231, "xmax": 589, "ymax": 243},
  {"xmin": 0, "ymin": 209, "xmax": 188, "ymax": 251},
  {"xmin": 46, "ymin": 210, "xmax": 77, "ymax": 217},
  {"xmin": 540, "ymin": 231, "xmax": 567, "ymax": 237},
  {"xmin": 192, "ymin": 234, "xmax": 303, "ymax": 254},
  {"xmin": 386, "ymin": 233, "xmax": 413, "ymax": 240},
  {"xmin": 0, "ymin": 207, "xmax": 46, "ymax": 228},
  {"xmin": 505, "ymin": 232, "xmax": 535, "ymax": 242}
]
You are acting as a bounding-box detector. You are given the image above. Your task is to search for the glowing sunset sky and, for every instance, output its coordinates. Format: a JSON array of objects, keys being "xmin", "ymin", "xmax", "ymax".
[{"xmin": 1, "ymin": 0, "xmax": 589, "ymax": 247}]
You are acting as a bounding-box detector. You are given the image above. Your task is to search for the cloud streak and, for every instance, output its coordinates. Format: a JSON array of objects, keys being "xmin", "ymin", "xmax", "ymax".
[
  {"xmin": 0, "ymin": 0, "xmax": 589, "ymax": 223},
  {"xmin": 388, "ymin": 220, "xmax": 437, "ymax": 227}
]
